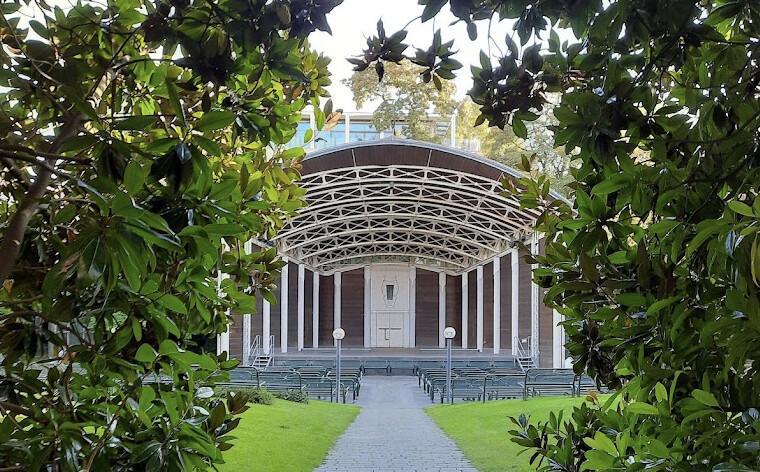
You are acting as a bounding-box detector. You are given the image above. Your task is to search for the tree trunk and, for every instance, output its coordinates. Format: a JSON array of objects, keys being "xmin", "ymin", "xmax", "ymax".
[{"xmin": 0, "ymin": 116, "xmax": 82, "ymax": 283}]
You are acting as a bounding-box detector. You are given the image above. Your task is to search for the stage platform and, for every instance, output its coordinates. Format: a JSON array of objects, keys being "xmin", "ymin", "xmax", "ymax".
[{"xmin": 269, "ymin": 348, "xmax": 518, "ymax": 373}]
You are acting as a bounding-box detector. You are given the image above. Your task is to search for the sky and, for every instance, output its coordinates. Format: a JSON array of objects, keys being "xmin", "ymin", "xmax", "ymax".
[{"xmin": 309, "ymin": 0, "xmax": 518, "ymax": 112}]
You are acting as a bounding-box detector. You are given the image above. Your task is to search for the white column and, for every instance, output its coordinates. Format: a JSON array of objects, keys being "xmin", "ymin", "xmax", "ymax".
[
  {"xmin": 262, "ymin": 299, "xmax": 271, "ymax": 354},
  {"xmin": 530, "ymin": 235, "xmax": 540, "ymax": 359},
  {"xmin": 242, "ymin": 314, "xmax": 251, "ymax": 365},
  {"xmin": 438, "ymin": 272, "xmax": 446, "ymax": 348},
  {"xmin": 510, "ymin": 249, "xmax": 519, "ymax": 355},
  {"xmin": 312, "ymin": 272, "xmax": 319, "ymax": 349},
  {"xmin": 493, "ymin": 257, "xmax": 501, "ymax": 354},
  {"xmin": 280, "ymin": 259, "xmax": 289, "ymax": 353},
  {"xmin": 409, "ymin": 266, "xmax": 416, "ymax": 348},
  {"xmin": 461, "ymin": 272, "xmax": 468, "ymax": 349},
  {"xmin": 297, "ymin": 264, "xmax": 305, "ymax": 351},
  {"xmin": 552, "ymin": 309, "xmax": 564, "ymax": 368},
  {"xmin": 241, "ymin": 241, "xmax": 252, "ymax": 365},
  {"xmin": 344, "ymin": 112, "xmax": 351, "ymax": 143},
  {"xmin": 216, "ymin": 253, "xmax": 230, "ymax": 356},
  {"xmin": 333, "ymin": 271, "xmax": 341, "ymax": 346},
  {"xmin": 476, "ymin": 265, "xmax": 484, "ymax": 352},
  {"xmin": 364, "ymin": 266, "xmax": 371, "ymax": 348}
]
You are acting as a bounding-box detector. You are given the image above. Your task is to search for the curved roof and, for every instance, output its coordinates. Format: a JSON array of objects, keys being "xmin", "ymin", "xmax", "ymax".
[{"xmin": 274, "ymin": 139, "xmax": 552, "ymax": 274}]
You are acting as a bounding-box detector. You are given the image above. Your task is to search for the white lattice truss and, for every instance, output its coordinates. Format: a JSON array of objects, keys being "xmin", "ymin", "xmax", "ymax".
[{"xmin": 274, "ymin": 164, "xmax": 542, "ymax": 274}]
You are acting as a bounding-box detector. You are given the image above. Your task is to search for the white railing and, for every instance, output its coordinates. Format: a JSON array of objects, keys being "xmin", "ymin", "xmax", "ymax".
[
  {"xmin": 248, "ymin": 334, "xmax": 276, "ymax": 366},
  {"xmin": 514, "ymin": 336, "xmax": 532, "ymax": 358}
]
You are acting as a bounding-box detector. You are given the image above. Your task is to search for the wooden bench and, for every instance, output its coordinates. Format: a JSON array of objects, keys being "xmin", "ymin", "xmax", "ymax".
[
  {"xmin": 523, "ymin": 368, "xmax": 576, "ymax": 399},
  {"xmin": 484, "ymin": 374, "xmax": 524, "ymax": 401},
  {"xmin": 361, "ymin": 359, "xmax": 391, "ymax": 376},
  {"xmin": 437, "ymin": 377, "xmax": 485, "ymax": 404}
]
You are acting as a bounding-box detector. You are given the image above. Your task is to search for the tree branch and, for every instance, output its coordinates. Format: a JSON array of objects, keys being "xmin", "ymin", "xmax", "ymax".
[{"xmin": 0, "ymin": 114, "xmax": 83, "ymax": 283}]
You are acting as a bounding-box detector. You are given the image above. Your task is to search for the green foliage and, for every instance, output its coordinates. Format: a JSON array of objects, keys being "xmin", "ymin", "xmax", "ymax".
[
  {"xmin": 344, "ymin": 61, "xmax": 457, "ymax": 142},
  {"xmin": 216, "ymin": 387, "xmax": 275, "ymax": 405},
  {"xmin": 273, "ymin": 389, "xmax": 309, "ymax": 403},
  {"xmin": 0, "ymin": 0, "xmax": 340, "ymax": 470},
  {"xmin": 361, "ymin": 0, "xmax": 760, "ymax": 470}
]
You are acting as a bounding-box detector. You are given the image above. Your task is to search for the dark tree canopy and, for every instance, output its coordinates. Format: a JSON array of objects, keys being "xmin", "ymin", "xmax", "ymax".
[
  {"xmin": 354, "ymin": 0, "xmax": 760, "ymax": 470},
  {"xmin": 0, "ymin": 0, "xmax": 339, "ymax": 470}
]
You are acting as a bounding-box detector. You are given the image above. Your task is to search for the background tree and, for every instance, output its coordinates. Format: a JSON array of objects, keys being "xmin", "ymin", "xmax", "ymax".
[
  {"xmin": 344, "ymin": 60, "xmax": 456, "ymax": 142},
  {"xmin": 353, "ymin": 0, "xmax": 760, "ymax": 470},
  {"xmin": 457, "ymin": 97, "xmax": 572, "ymax": 192},
  {"xmin": 0, "ymin": 0, "xmax": 339, "ymax": 470}
]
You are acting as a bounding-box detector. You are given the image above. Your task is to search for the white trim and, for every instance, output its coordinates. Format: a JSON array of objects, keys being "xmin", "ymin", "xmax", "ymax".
[
  {"xmin": 493, "ymin": 257, "xmax": 501, "ymax": 354},
  {"xmin": 312, "ymin": 272, "xmax": 319, "ymax": 349},
  {"xmin": 242, "ymin": 240, "xmax": 253, "ymax": 363},
  {"xmin": 280, "ymin": 258, "xmax": 289, "ymax": 353},
  {"xmin": 334, "ymin": 271, "xmax": 341, "ymax": 345},
  {"xmin": 262, "ymin": 299, "xmax": 271, "ymax": 354},
  {"xmin": 297, "ymin": 264, "xmax": 305, "ymax": 351},
  {"xmin": 216, "ymin": 246, "xmax": 230, "ymax": 356},
  {"xmin": 242, "ymin": 314, "xmax": 251, "ymax": 366},
  {"xmin": 364, "ymin": 266, "xmax": 371, "ymax": 348},
  {"xmin": 344, "ymin": 112, "xmax": 350, "ymax": 143},
  {"xmin": 408, "ymin": 266, "xmax": 416, "ymax": 348},
  {"xmin": 510, "ymin": 249, "xmax": 519, "ymax": 355},
  {"xmin": 438, "ymin": 272, "xmax": 446, "ymax": 348},
  {"xmin": 476, "ymin": 265, "xmax": 484, "ymax": 352},
  {"xmin": 461, "ymin": 272, "xmax": 468, "ymax": 349},
  {"xmin": 530, "ymin": 235, "xmax": 540, "ymax": 360}
]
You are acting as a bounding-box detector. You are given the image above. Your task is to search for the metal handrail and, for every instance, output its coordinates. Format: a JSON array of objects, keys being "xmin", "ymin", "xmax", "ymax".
[
  {"xmin": 248, "ymin": 335, "xmax": 261, "ymax": 366},
  {"xmin": 248, "ymin": 334, "xmax": 276, "ymax": 367},
  {"xmin": 514, "ymin": 336, "xmax": 532, "ymax": 358}
]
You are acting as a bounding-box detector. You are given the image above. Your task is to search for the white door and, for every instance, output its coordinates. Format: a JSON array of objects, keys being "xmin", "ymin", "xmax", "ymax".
[
  {"xmin": 369, "ymin": 265, "xmax": 410, "ymax": 348},
  {"xmin": 375, "ymin": 311, "xmax": 404, "ymax": 347}
]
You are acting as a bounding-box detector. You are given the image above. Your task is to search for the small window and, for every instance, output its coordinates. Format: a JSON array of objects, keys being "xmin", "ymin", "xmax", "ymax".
[{"xmin": 385, "ymin": 284, "xmax": 394, "ymax": 301}]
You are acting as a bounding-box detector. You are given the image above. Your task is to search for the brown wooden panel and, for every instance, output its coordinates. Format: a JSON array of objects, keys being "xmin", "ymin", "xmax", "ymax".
[
  {"xmin": 302, "ymin": 143, "xmax": 518, "ymax": 188},
  {"xmin": 518, "ymin": 247, "xmax": 532, "ymax": 339},
  {"xmin": 446, "ymin": 275, "xmax": 462, "ymax": 345},
  {"xmin": 251, "ymin": 292, "xmax": 263, "ymax": 342},
  {"xmin": 467, "ymin": 270, "xmax": 477, "ymax": 347},
  {"xmin": 341, "ymin": 269, "xmax": 364, "ymax": 347},
  {"xmin": 539, "ymin": 286, "xmax": 554, "ymax": 367},
  {"xmin": 228, "ymin": 314, "xmax": 243, "ymax": 360},
  {"xmin": 270, "ymin": 280, "xmax": 280, "ymax": 346},
  {"xmin": 287, "ymin": 262, "xmax": 299, "ymax": 348},
  {"xmin": 483, "ymin": 262, "xmax": 494, "ymax": 349},
  {"xmin": 415, "ymin": 269, "xmax": 439, "ymax": 347},
  {"xmin": 538, "ymin": 240, "xmax": 554, "ymax": 367},
  {"xmin": 319, "ymin": 274, "xmax": 334, "ymax": 346},
  {"xmin": 304, "ymin": 270, "xmax": 313, "ymax": 348},
  {"xmin": 500, "ymin": 254, "xmax": 512, "ymax": 351}
]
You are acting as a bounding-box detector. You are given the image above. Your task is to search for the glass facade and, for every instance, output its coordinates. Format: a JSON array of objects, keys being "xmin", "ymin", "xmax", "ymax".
[{"xmin": 288, "ymin": 113, "xmax": 454, "ymax": 151}]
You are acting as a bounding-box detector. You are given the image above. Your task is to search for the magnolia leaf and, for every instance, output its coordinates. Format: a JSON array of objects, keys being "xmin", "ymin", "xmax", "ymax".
[
  {"xmin": 196, "ymin": 111, "xmax": 236, "ymax": 132},
  {"xmin": 157, "ymin": 294, "xmax": 187, "ymax": 314},
  {"xmin": 135, "ymin": 343, "xmax": 157, "ymax": 363}
]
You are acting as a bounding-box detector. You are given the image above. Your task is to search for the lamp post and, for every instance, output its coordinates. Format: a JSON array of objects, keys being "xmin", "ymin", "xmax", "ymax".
[
  {"xmin": 443, "ymin": 326, "xmax": 456, "ymax": 404},
  {"xmin": 332, "ymin": 328, "xmax": 345, "ymax": 403}
]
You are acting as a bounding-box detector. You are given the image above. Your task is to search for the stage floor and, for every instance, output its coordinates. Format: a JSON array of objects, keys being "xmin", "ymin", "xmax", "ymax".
[{"xmin": 275, "ymin": 347, "xmax": 514, "ymax": 362}]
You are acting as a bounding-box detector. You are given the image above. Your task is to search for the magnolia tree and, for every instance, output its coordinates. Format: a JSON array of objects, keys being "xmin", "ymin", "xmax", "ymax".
[
  {"xmin": 352, "ymin": 0, "xmax": 760, "ymax": 470},
  {"xmin": 0, "ymin": 0, "xmax": 339, "ymax": 470}
]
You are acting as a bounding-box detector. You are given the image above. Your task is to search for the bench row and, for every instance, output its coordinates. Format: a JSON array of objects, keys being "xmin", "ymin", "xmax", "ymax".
[{"xmin": 418, "ymin": 368, "xmax": 602, "ymax": 403}]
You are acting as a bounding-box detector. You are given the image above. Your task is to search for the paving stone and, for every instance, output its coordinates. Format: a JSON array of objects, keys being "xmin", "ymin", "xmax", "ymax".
[{"xmin": 314, "ymin": 377, "xmax": 478, "ymax": 472}]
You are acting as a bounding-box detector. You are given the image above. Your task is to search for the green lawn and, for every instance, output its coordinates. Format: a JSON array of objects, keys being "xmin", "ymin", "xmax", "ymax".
[
  {"xmin": 220, "ymin": 399, "xmax": 360, "ymax": 472},
  {"xmin": 427, "ymin": 396, "xmax": 594, "ymax": 472}
]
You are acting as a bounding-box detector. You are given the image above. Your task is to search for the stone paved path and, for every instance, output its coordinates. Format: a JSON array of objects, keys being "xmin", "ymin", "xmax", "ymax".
[{"xmin": 314, "ymin": 376, "xmax": 478, "ymax": 472}]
